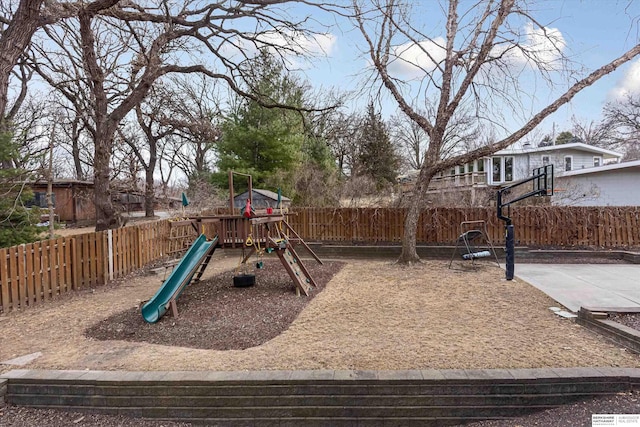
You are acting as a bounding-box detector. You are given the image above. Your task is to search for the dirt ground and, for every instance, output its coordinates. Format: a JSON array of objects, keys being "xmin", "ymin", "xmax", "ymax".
[
  {"xmin": 1, "ymin": 253, "xmax": 639, "ymax": 375},
  {"xmin": 2, "ymin": 254, "xmax": 640, "ymax": 426}
]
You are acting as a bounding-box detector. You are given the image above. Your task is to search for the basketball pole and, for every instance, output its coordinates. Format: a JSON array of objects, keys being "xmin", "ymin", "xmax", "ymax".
[{"xmin": 497, "ymin": 165, "xmax": 553, "ymax": 281}]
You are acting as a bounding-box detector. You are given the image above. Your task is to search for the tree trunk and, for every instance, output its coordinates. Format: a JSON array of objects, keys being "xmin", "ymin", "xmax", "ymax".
[
  {"xmin": 398, "ymin": 198, "xmax": 421, "ymax": 264},
  {"xmin": 71, "ymin": 118, "xmax": 85, "ymax": 180},
  {"xmin": 0, "ymin": 0, "xmax": 43, "ymax": 126},
  {"xmin": 144, "ymin": 146, "xmax": 156, "ymax": 217},
  {"xmin": 93, "ymin": 131, "xmax": 116, "ymax": 231},
  {"xmin": 397, "ymin": 172, "xmax": 434, "ymax": 264},
  {"xmin": 47, "ymin": 120, "xmax": 56, "ymax": 238}
]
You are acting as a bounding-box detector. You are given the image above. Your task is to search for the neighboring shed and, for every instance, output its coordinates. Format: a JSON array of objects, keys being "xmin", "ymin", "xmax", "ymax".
[
  {"xmin": 552, "ymin": 160, "xmax": 640, "ymax": 206},
  {"xmin": 233, "ymin": 189, "xmax": 291, "ymax": 209},
  {"xmin": 27, "ymin": 180, "xmax": 96, "ymax": 223}
]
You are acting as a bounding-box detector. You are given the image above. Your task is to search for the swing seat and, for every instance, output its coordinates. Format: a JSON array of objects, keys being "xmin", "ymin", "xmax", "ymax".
[
  {"xmin": 462, "ymin": 250, "xmax": 491, "ymax": 260},
  {"xmin": 449, "ymin": 220, "xmax": 499, "ymax": 269},
  {"xmin": 233, "ymin": 274, "xmax": 255, "ymax": 288}
]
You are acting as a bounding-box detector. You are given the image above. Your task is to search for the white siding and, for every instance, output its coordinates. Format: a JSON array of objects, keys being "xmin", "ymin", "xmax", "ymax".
[
  {"xmin": 563, "ymin": 149, "xmax": 601, "ymax": 171},
  {"xmin": 553, "ymin": 169, "xmax": 640, "ymax": 206},
  {"xmin": 512, "ymin": 156, "xmax": 530, "ymax": 181}
]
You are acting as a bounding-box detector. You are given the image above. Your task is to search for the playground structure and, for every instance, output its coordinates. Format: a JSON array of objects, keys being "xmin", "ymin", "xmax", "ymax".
[
  {"xmin": 141, "ymin": 171, "xmax": 322, "ymax": 323},
  {"xmin": 497, "ymin": 165, "xmax": 554, "ymax": 280}
]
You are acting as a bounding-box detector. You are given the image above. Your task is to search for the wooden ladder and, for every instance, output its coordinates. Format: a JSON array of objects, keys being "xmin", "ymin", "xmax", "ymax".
[
  {"xmin": 192, "ymin": 243, "xmax": 218, "ymax": 283},
  {"xmin": 273, "ymin": 242, "xmax": 316, "ymax": 296}
]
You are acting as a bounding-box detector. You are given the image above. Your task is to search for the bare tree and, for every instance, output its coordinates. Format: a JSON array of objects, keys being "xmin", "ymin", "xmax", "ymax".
[
  {"xmin": 390, "ymin": 103, "xmax": 477, "ymax": 171},
  {"xmin": 157, "ymin": 75, "xmax": 222, "ymax": 183},
  {"xmin": 389, "ymin": 110, "xmax": 428, "ymax": 170},
  {"xmin": 353, "ymin": 0, "xmax": 640, "ymax": 264},
  {"xmin": 0, "ymin": 0, "xmax": 45, "ymax": 130},
  {"xmin": 0, "ymin": 0, "xmax": 114, "ymax": 131},
  {"xmin": 29, "ymin": 23, "xmax": 95, "ymax": 180},
  {"xmin": 323, "ymin": 111, "xmax": 361, "ymax": 176},
  {"xmin": 39, "ymin": 1, "xmax": 337, "ymax": 230},
  {"xmin": 132, "ymin": 86, "xmax": 178, "ymax": 217},
  {"xmin": 602, "ymin": 96, "xmax": 640, "ymax": 160}
]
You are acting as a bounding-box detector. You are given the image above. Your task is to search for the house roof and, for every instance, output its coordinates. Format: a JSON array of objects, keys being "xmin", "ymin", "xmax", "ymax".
[
  {"xmin": 29, "ymin": 179, "xmax": 94, "ymax": 187},
  {"xmin": 495, "ymin": 142, "xmax": 623, "ymax": 159},
  {"xmin": 234, "ymin": 189, "xmax": 291, "ymax": 202},
  {"xmin": 557, "ymin": 159, "xmax": 640, "ymax": 177}
]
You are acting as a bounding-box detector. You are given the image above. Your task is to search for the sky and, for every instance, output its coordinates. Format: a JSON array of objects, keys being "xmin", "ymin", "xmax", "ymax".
[{"xmin": 278, "ymin": 0, "xmax": 640, "ymax": 142}]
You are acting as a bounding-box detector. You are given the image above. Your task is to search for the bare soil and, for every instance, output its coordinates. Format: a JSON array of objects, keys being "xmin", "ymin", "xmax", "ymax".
[
  {"xmin": 1, "ymin": 255, "xmax": 640, "ymax": 426},
  {"xmin": 2, "ymin": 255, "xmax": 639, "ymax": 373}
]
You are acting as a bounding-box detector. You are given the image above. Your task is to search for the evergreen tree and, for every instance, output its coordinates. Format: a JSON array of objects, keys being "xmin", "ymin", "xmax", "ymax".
[
  {"xmin": 555, "ymin": 131, "xmax": 574, "ymax": 145},
  {"xmin": 355, "ymin": 102, "xmax": 400, "ymax": 189},
  {"xmin": 0, "ymin": 131, "xmax": 41, "ymax": 248},
  {"xmin": 213, "ymin": 51, "xmax": 306, "ymax": 195}
]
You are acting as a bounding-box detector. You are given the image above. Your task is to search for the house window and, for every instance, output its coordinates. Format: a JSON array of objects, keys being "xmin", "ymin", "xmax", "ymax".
[
  {"xmin": 505, "ymin": 157, "xmax": 514, "ymax": 182},
  {"xmin": 492, "ymin": 157, "xmax": 501, "ymax": 182},
  {"xmin": 564, "ymin": 156, "xmax": 573, "ymax": 171},
  {"xmin": 477, "ymin": 159, "xmax": 484, "ymax": 172},
  {"xmin": 467, "ymin": 163, "xmax": 474, "ymax": 173},
  {"xmin": 491, "ymin": 156, "xmax": 514, "ymax": 183},
  {"xmin": 593, "ymin": 156, "xmax": 601, "ymax": 167},
  {"xmin": 26, "ymin": 192, "xmax": 54, "ymax": 208},
  {"xmin": 542, "ymin": 155, "xmax": 550, "ymax": 166}
]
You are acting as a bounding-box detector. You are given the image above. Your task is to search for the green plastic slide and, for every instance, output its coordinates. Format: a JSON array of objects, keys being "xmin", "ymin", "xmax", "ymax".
[{"xmin": 141, "ymin": 234, "xmax": 218, "ymax": 323}]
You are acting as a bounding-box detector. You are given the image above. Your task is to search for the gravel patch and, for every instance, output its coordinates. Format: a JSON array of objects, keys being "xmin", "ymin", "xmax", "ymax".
[
  {"xmin": 0, "ymin": 401, "xmax": 192, "ymax": 427},
  {"xmin": 461, "ymin": 390, "xmax": 640, "ymax": 427},
  {"xmin": 610, "ymin": 313, "xmax": 640, "ymax": 333}
]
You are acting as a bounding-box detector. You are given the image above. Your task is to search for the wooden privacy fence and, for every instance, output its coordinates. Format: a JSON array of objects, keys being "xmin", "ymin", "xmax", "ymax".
[
  {"xmin": 1, "ymin": 206, "xmax": 639, "ymax": 313},
  {"xmin": 286, "ymin": 206, "xmax": 640, "ymax": 248},
  {"xmin": 0, "ymin": 220, "xmax": 171, "ymax": 313}
]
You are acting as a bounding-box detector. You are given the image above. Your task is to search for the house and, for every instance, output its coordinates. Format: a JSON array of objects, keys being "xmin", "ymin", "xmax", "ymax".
[
  {"xmin": 233, "ymin": 189, "xmax": 291, "ymax": 209},
  {"xmin": 27, "ymin": 180, "xmax": 159, "ymax": 223},
  {"xmin": 552, "ymin": 160, "xmax": 640, "ymax": 206},
  {"xmin": 402, "ymin": 142, "xmax": 624, "ymax": 207},
  {"xmin": 486, "ymin": 142, "xmax": 622, "ymax": 186},
  {"xmin": 27, "ymin": 179, "xmax": 96, "ymax": 223}
]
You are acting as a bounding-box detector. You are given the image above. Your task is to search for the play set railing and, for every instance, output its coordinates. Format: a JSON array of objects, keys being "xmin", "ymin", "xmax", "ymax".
[{"xmin": 1, "ymin": 206, "xmax": 639, "ymax": 313}]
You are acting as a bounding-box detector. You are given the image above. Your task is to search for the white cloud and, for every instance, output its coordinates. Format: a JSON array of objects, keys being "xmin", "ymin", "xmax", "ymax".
[
  {"xmin": 386, "ymin": 23, "xmax": 565, "ymax": 80},
  {"xmin": 221, "ymin": 30, "xmax": 337, "ymax": 68},
  {"xmin": 387, "ymin": 37, "xmax": 446, "ymax": 79},
  {"xmin": 255, "ymin": 30, "xmax": 337, "ymax": 57},
  {"xmin": 608, "ymin": 59, "xmax": 640, "ymax": 100},
  {"xmin": 499, "ymin": 23, "xmax": 566, "ymax": 70}
]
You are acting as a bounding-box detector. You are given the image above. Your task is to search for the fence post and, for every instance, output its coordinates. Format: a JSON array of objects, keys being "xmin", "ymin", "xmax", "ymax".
[{"xmin": 107, "ymin": 229, "xmax": 114, "ymax": 281}]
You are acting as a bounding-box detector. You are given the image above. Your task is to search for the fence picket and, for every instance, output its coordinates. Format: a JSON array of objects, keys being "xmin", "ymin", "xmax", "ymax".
[
  {"xmin": 8, "ymin": 247, "xmax": 19, "ymax": 309},
  {"xmin": 25, "ymin": 243, "xmax": 35, "ymax": 305},
  {"xmin": 32, "ymin": 242, "xmax": 42, "ymax": 303},
  {"xmin": 0, "ymin": 248, "xmax": 8, "ymax": 312}
]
